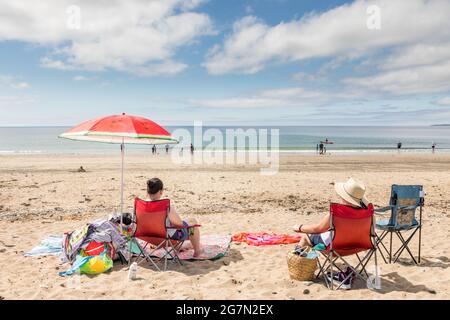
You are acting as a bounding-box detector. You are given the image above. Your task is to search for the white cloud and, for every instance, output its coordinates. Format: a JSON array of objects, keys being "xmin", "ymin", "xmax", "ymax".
[
  {"xmin": 435, "ymin": 97, "xmax": 450, "ymax": 106},
  {"xmin": 0, "ymin": 95, "xmax": 34, "ymax": 106},
  {"xmin": 0, "ymin": 0, "xmax": 214, "ymax": 76},
  {"xmin": 204, "ymin": 0, "xmax": 450, "ymax": 75},
  {"xmin": 190, "ymin": 86, "xmax": 365, "ymax": 109},
  {"xmin": 72, "ymin": 75, "xmax": 91, "ymax": 81},
  {"xmin": 0, "ymin": 75, "xmax": 29, "ymax": 89},
  {"xmin": 344, "ymin": 53, "xmax": 450, "ymax": 95},
  {"xmin": 380, "ymin": 43, "xmax": 450, "ymax": 71}
]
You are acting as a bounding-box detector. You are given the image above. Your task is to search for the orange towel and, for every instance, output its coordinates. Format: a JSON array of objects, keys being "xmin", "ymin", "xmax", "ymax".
[{"xmin": 232, "ymin": 232, "xmax": 301, "ymax": 246}]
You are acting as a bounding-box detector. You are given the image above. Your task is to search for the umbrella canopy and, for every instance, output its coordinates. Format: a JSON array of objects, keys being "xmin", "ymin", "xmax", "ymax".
[
  {"xmin": 59, "ymin": 113, "xmax": 178, "ymax": 145},
  {"xmin": 59, "ymin": 113, "xmax": 178, "ymax": 217}
]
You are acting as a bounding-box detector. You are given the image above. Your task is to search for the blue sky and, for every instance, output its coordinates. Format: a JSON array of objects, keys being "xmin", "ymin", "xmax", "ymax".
[{"xmin": 0, "ymin": 0, "xmax": 449, "ymax": 126}]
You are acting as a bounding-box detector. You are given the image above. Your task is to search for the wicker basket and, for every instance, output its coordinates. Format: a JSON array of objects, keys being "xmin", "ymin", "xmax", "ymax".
[{"xmin": 287, "ymin": 249, "xmax": 318, "ymax": 281}]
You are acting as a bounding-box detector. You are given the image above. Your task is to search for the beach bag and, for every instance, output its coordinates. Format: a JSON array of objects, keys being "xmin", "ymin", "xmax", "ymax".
[
  {"xmin": 62, "ymin": 224, "xmax": 90, "ymax": 263},
  {"xmin": 287, "ymin": 247, "xmax": 318, "ymax": 281},
  {"xmin": 59, "ymin": 251, "xmax": 113, "ymax": 276}
]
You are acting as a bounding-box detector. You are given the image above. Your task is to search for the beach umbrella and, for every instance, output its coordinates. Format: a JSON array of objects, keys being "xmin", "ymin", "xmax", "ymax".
[{"xmin": 59, "ymin": 113, "xmax": 178, "ymax": 216}]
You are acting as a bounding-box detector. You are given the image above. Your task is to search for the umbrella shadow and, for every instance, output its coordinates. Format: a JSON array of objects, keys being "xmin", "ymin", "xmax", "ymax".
[{"xmin": 374, "ymin": 271, "xmax": 437, "ymax": 295}]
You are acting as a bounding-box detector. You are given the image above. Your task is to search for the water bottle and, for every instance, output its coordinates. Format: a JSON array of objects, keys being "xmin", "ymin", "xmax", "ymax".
[{"xmin": 128, "ymin": 262, "xmax": 138, "ymax": 280}]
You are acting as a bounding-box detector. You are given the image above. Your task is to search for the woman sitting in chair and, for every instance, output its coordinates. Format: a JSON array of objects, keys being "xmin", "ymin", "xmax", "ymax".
[
  {"xmin": 147, "ymin": 178, "xmax": 203, "ymax": 257},
  {"xmin": 293, "ymin": 177, "xmax": 369, "ymax": 249}
]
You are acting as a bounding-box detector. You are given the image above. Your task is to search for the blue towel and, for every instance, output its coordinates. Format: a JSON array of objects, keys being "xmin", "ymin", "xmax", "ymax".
[{"xmin": 24, "ymin": 235, "xmax": 63, "ymax": 257}]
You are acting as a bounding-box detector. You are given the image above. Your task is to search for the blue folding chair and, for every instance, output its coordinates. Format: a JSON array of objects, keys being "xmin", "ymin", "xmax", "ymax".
[{"xmin": 375, "ymin": 185, "xmax": 424, "ymax": 265}]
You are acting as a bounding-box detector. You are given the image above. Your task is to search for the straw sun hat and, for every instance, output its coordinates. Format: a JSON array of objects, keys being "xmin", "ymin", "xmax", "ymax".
[{"xmin": 334, "ymin": 177, "xmax": 369, "ymax": 208}]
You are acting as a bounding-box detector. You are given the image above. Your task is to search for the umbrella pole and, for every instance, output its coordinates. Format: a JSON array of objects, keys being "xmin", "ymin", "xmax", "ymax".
[
  {"xmin": 120, "ymin": 140, "xmax": 124, "ymax": 233},
  {"xmin": 120, "ymin": 140, "xmax": 125, "ymax": 214}
]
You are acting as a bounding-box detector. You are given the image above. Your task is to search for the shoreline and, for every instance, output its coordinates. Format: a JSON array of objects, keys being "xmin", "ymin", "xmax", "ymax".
[{"xmin": 0, "ymin": 148, "xmax": 448, "ymax": 156}]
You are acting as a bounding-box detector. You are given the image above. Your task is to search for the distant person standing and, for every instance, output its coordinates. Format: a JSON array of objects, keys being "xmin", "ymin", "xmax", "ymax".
[
  {"xmin": 319, "ymin": 142, "xmax": 324, "ymax": 155},
  {"xmin": 397, "ymin": 142, "xmax": 402, "ymax": 152},
  {"xmin": 165, "ymin": 144, "xmax": 169, "ymax": 154},
  {"xmin": 152, "ymin": 145, "xmax": 156, "ymax": 155},
  {"xmin": 432, "ymin": 142, "xmax": 436, "ymax": 153},
  {"xmin": 316, "ymin": 144, "xmax": 319, "ymax": 154},
  {"xmin": 190, "ymin": 143, "xmax": 194, "ymax": 155}
]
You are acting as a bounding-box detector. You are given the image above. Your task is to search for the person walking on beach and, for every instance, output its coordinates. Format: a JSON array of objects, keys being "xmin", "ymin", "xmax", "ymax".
[
  {"xmin": 432, "ymin": 142, "xmax": 436, "ymax": 153},
  {"xmin": 152, "ymin": 145, "xmax": 157, "ymax": 155},
  {"xmin": 165, "ymin": 144, "xmax": 169, "ymax": 154},
  {"xmin": 190, "ymin": 143, "xmax": 194, "ymax": 155},
  {"xmin": 397, "ymin": 142, "xmax": 402, "ymax": 152},
  {"xmin": 319, "ymin": 142, "xmax": 324, "ymax": 155},
  {"xmin": 146, "ymin": 178, "xmax": 203, "ymax": 257}
]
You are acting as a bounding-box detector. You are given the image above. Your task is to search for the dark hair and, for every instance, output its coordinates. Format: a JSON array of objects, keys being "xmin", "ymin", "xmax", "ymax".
[{"xmin": 147, "ymin": 178, "xmax": 163, "ymax": 195}]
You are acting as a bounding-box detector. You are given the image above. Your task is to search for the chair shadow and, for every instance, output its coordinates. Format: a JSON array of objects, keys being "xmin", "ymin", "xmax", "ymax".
[
  {"xmin": 395, "ymin": 256, "xmax": 450, "ymax": 269},
  {"xmin": 120, "ymin": 248, "xmax": 244, "ymax": 276}
]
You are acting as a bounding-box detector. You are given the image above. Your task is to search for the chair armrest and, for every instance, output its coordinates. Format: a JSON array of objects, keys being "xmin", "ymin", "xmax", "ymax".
[
  {"xmin": 374, "ymin": 205, "xmax": 391, "ymax": 213},
  {"xmin": 398, "ymin": 205, "xmax": 418, "ymax": 210},
  {"xmin": 166, "ymin": 224, "xmax": 201, "ymax": 229}
]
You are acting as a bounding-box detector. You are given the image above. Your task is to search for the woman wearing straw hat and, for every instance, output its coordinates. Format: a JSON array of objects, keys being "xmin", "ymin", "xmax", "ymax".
[{"xmin": 293, "ymin": 177, "xmax": 369, "ymax": 249}]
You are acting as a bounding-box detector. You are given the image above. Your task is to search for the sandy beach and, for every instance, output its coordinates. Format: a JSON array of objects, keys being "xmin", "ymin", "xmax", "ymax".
[{"xmin": 1, "ymin": 153, "xmax": 449, "ymax": 300}]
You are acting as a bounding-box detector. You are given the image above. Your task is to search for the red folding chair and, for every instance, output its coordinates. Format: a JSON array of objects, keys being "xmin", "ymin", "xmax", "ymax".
[
  {"xmin": 316, "ymin": 203, "xmax": 379, "ymax": 290},
  {"xmin": 132, "ymin": 198, "xmax": 199, "ymax": 271}
]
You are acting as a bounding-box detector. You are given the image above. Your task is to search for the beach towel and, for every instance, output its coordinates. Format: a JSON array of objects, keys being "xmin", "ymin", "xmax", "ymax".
[
  {"xmin": 24, "ymin": 235, "xmax": 63, "ymax": 257},
  {"xmin": 132, "ymin": 235, "xmax": 231, "ymax": 260},
  {"xmin": 232, "ymin": 232, "xmax": 301, "ymax": 246}
]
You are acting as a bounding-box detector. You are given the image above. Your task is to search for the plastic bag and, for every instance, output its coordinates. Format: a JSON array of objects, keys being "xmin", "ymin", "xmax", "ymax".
[{"xmin": 59, "ymin": 251, "xmax": 113, "ymax": 276}]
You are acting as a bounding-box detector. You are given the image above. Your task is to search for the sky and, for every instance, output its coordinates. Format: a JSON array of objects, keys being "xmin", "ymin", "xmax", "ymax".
[{"xmin": 0, "ymin": 0, "xmax": 450, "ymax": 126}]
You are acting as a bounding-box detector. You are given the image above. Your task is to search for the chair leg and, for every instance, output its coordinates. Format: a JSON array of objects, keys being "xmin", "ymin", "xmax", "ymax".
[
  {"xmin": 330, "ymin": 251, "xmax": 334, "ymax": 290},
  {"xmin": 356, "ymin": 253, "xmax": 369, "ymax": 277},
  {"xmin": 164, "ymin": 240, "xmax": 168, "ymax": 271},
  {"xmin": 393, "ymin": 230, "xmax": 418, "ymax": 265},
  {"xmin": 375, "ymin": 231, "xmax": 389, "ymax": 264},
  {"xmin": 389, "ymin": 232, "xmax": 393, "ymax": 264},
  {"xmin": 374, "ymin": 231, "xmax": 389, "ymax": 264},
  {"xmin": 333, "ymin": 251, "xmax": 372, "ymax": 288},
  {"xmin": 418, "ymin": 225, "xmax": 422, "ymax": 264},
  {"xmin": 133, "ymin": 239, "xmax": 160, "ymax": 271},
  {"xmin": 395, "ymin": 230, "xmax": 417, "ymax": 262},
  {"xmin": 419, "ymin": 205, "xmax": 423, "ymax": 264}
]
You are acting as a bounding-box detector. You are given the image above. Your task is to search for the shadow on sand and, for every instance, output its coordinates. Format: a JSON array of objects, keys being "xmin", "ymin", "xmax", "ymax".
[{"xmin": 110, "ymin": 248, "xmax": 244, "ymax": 276}]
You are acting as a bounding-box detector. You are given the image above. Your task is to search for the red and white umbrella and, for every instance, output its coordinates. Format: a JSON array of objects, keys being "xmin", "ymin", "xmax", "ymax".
[{"xmin": 59, "ymin": 113, "xmax": 178, "ymax": 215}]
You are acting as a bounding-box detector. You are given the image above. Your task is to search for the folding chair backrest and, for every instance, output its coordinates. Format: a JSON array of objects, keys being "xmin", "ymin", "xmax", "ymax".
[
  {"xmin": 134, "ymin": 198, "xmax": 170, "ymax": 239},
  {"xmin": 330, "ymin": 203, "xmax": 375, "ymax": 254},
  {"xmin": 389, "ymin": 185, "xmax": 423, "ymax": 228}
]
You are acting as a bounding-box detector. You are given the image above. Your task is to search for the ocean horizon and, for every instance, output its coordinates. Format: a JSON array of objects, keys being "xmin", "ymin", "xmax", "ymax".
[{"xmin": 1, "ymin": 125, "xmax": 449, "ymax": 155}]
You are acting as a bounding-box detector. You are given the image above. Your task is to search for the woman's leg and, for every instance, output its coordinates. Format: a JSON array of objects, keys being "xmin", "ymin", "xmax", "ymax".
[
  {"xmin": 298, "ymin": 234, "xmax": 313, "ymax": 248},
  {"xmin": 187, "ymin": 218, "xmax": 202, "ymax": 256}
]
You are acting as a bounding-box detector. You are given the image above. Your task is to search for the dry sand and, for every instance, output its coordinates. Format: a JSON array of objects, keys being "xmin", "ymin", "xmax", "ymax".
[{"xmin": 0, "ymin": 153, "xmax": 449, "ymax": 300}]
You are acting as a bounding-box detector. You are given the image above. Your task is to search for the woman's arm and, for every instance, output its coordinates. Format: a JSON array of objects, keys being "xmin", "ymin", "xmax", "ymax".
[
  {"xmin": 168, "ymin": 206, "xmax": 184, "ymax": 228},
  {"xmin": 294, "ymin": 213, "xmax": 330, "ymax": 234}
]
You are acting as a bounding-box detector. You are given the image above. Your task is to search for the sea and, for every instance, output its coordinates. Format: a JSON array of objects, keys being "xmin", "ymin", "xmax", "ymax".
[{"xmin": 0, "ymin": 126, "xmax": 449, "ymax": 155}]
